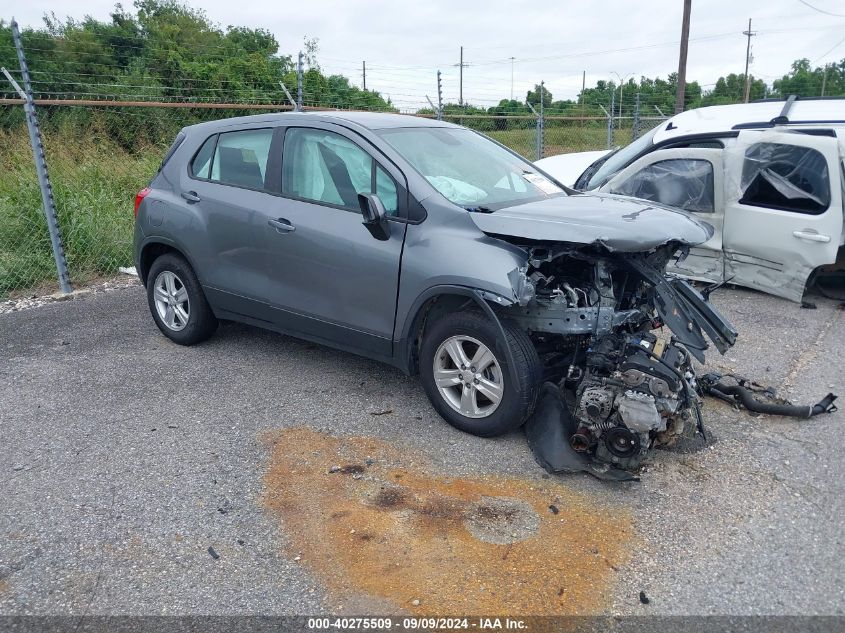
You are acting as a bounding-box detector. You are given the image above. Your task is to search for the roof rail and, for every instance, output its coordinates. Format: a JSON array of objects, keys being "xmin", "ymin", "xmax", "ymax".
[
  {"xmin": 731, "ymin": 119, "xmax": 845, "ymax": 130},
  {"xmin": 752, "ymin": 95, "xmax": 845, "ymax": 103},
  {"xmin": 771, "ymin": 95, "xmax": 798, "ymax": 125}
]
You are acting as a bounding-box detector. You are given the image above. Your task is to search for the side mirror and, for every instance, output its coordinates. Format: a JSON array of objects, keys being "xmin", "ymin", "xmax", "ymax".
[{"xmin": 358, "ymin": 193, "xmax": 390, "ymax": 241}]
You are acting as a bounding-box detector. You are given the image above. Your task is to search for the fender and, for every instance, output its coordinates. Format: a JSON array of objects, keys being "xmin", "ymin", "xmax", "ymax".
[
  {"xmin": 392, "ymin": 284, "xmax": 519, "ymax": 386},
  {"xmin": 137, "ymin": 235, "xmax": 203, "ymax": 286}
]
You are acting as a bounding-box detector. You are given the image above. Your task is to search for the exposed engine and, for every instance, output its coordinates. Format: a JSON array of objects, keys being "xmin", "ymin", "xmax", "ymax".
[
  {"xmin": 502, "ymin": 243, "xmax": 722, "ymax": 477},
  {"xmin": 571, "ymin": 333, "xmax": 696, "ymax": 470}
]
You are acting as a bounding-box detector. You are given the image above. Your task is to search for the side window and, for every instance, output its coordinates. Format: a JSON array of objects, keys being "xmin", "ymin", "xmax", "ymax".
[
  {"xmin": 209, "ymin": 129, "xmax": 273, "ymax": 190},
  {"xmin": 282, "ymin": 128, "xmax": 399, "ymax": 215},
  {"xmin": 191, "ymin": 135, "xmax": 216, "ymax": 179},
  {"xmin": 611, "ymin": 158, "xmax": 715, "ymax": 213},
  {"xmin": 739, "ymin": 142, "xmax": 830, "ymax": 215}
]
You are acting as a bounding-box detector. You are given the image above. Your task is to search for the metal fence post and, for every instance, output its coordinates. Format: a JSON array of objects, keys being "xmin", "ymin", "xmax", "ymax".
[
  {"xmin": 296, "ymin": 51, "xmax": 303, "ymax": 110},
  {"xmin": 436, "ymin": 70, "xmax": 443, "ymax": 121},
  {"xmin": 631, "ymin": 91, "xmax": 641, "ymax": 141},
  {"xmin": 608, "ymin": 91, "xmax": 615, "ymax": 149},
  {"xmin": 7, "ymin": 19, "xmax": 71, "ymax": 293},
  {"xmin": 537, "ymin": 80, "xmax": 545, "ymax": 160}
]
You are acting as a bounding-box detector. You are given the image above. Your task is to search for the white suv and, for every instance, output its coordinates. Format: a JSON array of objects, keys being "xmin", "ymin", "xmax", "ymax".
[{"xmin": 536, "ymin": 98, "xmax": 845, "ymax": 302}]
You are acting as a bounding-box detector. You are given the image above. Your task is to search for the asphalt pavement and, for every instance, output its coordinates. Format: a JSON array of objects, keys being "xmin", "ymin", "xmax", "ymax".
[{"xmin": 0, "ymin": 281, "xmax": 843, "ymax": 618}]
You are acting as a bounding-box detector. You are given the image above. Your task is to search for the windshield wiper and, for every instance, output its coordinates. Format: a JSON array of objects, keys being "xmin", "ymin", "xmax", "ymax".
[{"xmin": 465, "ymin": 206, "xmax": 494, "ymax": 213}]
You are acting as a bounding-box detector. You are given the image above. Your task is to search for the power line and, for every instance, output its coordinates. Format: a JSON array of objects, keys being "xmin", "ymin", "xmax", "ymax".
[{"xmin": 797, "ymin": 0, "xmax": 845, "ymax": 17}]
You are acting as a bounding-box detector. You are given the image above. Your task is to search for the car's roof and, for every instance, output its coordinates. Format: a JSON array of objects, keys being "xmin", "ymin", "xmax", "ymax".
[
  {"xmin": 652, "ymin": 98, "xmax": 845, "ymax": 145},
  {"xmin": 184, "ymin": 110, "xmax": 459, "ymax": 134}
]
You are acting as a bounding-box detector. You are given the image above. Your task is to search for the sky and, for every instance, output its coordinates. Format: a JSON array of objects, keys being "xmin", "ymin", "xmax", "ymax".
[{"xmin": 9, "ymin": 0, "xmax": 845, "ymax": 109}]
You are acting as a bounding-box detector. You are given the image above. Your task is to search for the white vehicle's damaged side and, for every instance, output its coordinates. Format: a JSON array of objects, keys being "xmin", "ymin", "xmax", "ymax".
[{"xmin": 543, "ymin": 129, "xmax": 844, "ymax": 303}]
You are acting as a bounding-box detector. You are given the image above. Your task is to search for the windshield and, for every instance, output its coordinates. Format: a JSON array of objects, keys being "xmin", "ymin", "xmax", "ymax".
[
  {"xmin": 378, "ymin": 127, "xmax": 565, "ymax": 210},
  {"xmin": 585, "ymin": 123, "xmax": 660, "ymax": 190}
]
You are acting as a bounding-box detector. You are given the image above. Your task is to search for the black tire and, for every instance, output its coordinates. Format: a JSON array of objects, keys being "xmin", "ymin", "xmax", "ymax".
[
  {"xmin": 419, "ymin": 311, "xmax": 541, "ymax": 437},
  {"xmin": 146, "ymin": 253, "xmax": 217, "ymax": 346}
]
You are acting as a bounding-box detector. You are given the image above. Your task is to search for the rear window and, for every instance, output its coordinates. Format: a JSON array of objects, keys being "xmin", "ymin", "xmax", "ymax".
[
  {"xmin": 210, "ymin": 129, "xmax": 274, "ymax": 190},
  {"xmin": 191, "ymin": 135, "xmax": 216, "ymax": 179},
  {"xmin": 739, "ymin": 142, "xmax": 830, "ymax": 215}
]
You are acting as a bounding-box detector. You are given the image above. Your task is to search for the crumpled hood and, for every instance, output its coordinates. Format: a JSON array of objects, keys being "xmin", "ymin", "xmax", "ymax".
[{"xmin": 469, "ymin": 192, "xmax": 713, "ymax": 251}]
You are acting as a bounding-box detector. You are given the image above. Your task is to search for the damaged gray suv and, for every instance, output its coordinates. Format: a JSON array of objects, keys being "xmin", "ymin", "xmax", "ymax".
[{"xmin": 133, "ymin": 111, "xmax": 737, "ymax": 478}]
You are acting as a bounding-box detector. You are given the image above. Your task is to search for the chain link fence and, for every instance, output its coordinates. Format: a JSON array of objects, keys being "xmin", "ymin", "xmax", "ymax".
[{"xmin": 0, "ymin": 117, "xmax": 164, "ymax": 296}]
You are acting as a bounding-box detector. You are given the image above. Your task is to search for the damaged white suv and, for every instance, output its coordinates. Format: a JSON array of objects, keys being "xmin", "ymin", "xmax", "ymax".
[{"xmin": 536, "ymin": 97, "xmax": 845, "ymax": 302}]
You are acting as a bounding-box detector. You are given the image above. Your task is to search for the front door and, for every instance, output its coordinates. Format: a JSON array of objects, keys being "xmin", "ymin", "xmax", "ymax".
[
  {"xmin": 257, "ymin": 124, "xmax": 408, "ymax": 358},
  {"xmin": 603, "ymin": 147, "xmax": 725, "ymax": 282},
  {"xmin": 721, "ymin": 130, "xmax": 843, "ymax": 302}
]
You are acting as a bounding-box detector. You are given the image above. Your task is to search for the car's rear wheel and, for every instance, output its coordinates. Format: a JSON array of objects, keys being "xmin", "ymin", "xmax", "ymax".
[
  {"xmin": 146, "ymin": 253, "xmax": 217, "ymax": 345},
  {"xmin": 419, "ymin": 311, "xmax": 541, "ymax": 437}
]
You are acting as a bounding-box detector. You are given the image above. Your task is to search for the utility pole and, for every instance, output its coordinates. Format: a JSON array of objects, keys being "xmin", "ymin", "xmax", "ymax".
[
  {"xmin": 821, "ymin": 65, "xmax": 827, "ymax": 97},
  {"xmin": 674, "ymin": 0, "xmax": 692, "ymax": 114},
  {"xmin": 742, "ymin": 18, "xmax": 756, "ymax": 103},
  {"xmin": 362, "ymin": 61, "xmax": 366, "ymax": 91},
  {"xmin": 581, "ymin": 70, "xmax": 586, "ymax": 124},
  {"xmin": 580, "ymin": 70, "xmax": 586, "ymax": 104},
  {"xmin": 510, "ymin": 56, "xmax": 515, "ymax": 101}
]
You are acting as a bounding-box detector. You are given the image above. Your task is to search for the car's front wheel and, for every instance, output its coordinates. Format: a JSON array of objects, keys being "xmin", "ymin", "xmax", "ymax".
[
  {"xmin": 146, "ymin": 253, "xmax": 217, "ymax": 345},
  {"xmin": 419, "ymin": 311, "xmax": 541, "ymax": 437}
]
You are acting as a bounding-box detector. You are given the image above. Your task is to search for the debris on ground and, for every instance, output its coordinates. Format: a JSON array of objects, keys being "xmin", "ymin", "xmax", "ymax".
[
  {"xmin": 699, "ymin": 373, "xmax": 837, "ymax": 419},
  {"xmin": 207, "ymin": 546, "xmax": 220, "ymax": 560},
  {"xmin": 639, "ymin": 591, "xmax": 650, "ymax": 605},
  {"xmin": 262, "ymin": 427, "xmax": 632, "ymax": 615}
]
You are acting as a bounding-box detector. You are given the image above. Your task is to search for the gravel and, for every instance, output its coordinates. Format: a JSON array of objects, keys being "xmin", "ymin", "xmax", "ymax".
[{"xmin": 0, "ymin": 282, "xmax": 842, "ymax": 616}]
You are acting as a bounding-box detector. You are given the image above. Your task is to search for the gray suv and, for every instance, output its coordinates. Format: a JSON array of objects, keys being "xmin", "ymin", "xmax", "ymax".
[{"xmin": 134, "ymin": 111, "xmax": 736, "ymax": 474}]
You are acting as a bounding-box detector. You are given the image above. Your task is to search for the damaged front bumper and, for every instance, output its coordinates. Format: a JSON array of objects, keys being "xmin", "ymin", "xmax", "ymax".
[{"xmin": 497, "ymin": 246, "xmax": 739, "ymax": 479}]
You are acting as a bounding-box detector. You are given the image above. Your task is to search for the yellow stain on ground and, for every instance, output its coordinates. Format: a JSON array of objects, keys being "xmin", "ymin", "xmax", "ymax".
[{"xmin": 262, "ymin": 427, "xmax": 633, "ymax": 615}]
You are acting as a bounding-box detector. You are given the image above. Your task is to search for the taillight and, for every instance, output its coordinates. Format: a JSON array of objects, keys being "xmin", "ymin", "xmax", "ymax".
[{"xmin": 134, "ymin": 187, "xmax": 151, "ymax": 218}]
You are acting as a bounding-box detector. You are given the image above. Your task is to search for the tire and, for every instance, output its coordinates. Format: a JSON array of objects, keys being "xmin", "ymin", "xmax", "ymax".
[
  {"xmin": 146, "ymin": 253, "xmax": 217, "ymax": 346},
  {"xmin": 419, "ymin": 311, "xmax": 541, "ymax": 437}
]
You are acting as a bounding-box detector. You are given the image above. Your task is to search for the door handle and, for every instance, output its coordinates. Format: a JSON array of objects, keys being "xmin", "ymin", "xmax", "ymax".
[
  {"xmin": 268, "ymin": 218, "xmax": 295, "ymax": 233},
  {"xmin": 181, "ymin": 190, "xmax": 201, "ymax": 203},
  {"xmin": 792, "ymin": 230, "xmax": 830, "ymax": 243}
]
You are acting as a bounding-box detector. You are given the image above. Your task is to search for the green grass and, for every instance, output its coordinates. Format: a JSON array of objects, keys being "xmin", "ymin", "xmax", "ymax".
[
  {"xmin": 0, "ymin": 127, "xmax": 163, "ymax": 296},
  {"xmin": 487, "ymin": 124, "xmax": 634, "ymax": 159}
]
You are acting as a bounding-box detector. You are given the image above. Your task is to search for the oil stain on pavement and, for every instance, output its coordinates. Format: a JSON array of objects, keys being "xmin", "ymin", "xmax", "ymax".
[{"xmin": 262, "ymin": 427, "xmax": 633, "ymax": 615}]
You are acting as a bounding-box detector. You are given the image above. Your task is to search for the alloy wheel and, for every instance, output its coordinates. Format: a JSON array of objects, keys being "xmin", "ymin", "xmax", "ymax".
[
  {"xmin": 433, "ymin": 335, "xmax": 504, "ymax": 418},
  {"xmin": 153, "ymin": 270, "xmax": 191, "ymax": 331}
]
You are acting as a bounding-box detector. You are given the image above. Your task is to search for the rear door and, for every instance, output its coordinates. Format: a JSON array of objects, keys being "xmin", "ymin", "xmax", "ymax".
[
  {"xmin": 721, "ymin": 130, "xmax": 842, "ymax": 301},
  {"xmin": 602, "ymin": 148, "xmax": 725, "ymax": 282},
  {"xmin": 180, "ymin": 127, "xmax": 281, "ymax": 320}
]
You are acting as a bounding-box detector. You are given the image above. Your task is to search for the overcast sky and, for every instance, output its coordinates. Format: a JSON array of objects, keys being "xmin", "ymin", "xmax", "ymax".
[{"xmin": 10, "ymin": 0, "xmax": 845, "ymax": 109}]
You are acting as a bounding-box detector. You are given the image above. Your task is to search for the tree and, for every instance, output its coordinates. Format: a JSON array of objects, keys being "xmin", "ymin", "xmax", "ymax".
[
  {"xmin": 526, "ymin": 83, "xmax": 553, "ymax": 108},
  {"xmin": 772, "ymin": 58, "xmax": 845, "ymax": 97}
]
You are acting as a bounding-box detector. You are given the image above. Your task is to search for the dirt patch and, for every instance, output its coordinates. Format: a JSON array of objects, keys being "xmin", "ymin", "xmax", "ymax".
[
  {"xmin": 0, "ymin": 579, "xmax": 8, "ymax": 593},
  {"xmin": 262, "ymin": 427, "xmax": 633, "ymax": 615}
]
